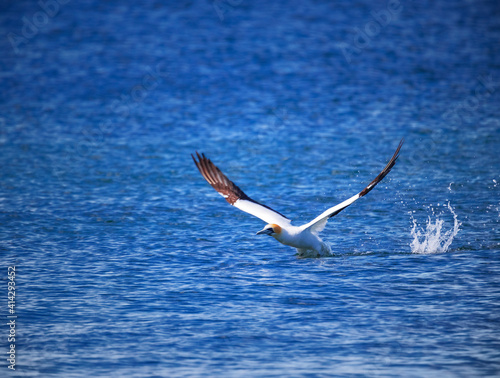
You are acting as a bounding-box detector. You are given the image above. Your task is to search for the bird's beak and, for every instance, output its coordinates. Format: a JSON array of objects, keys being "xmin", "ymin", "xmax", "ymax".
[{"xmin": 256, "ymin": 228, "xmax": 273, "ymax": 235}]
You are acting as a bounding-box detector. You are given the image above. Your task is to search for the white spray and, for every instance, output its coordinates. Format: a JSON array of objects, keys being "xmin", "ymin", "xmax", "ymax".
[{"xmin": 410, "ymin": 202, "xmax": 461, "ymax": 254}]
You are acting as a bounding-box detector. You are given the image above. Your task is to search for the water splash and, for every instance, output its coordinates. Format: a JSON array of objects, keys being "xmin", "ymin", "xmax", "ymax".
[{"xmin": 410, "ymin": 202, "xmax": 461, "ymax": 254}]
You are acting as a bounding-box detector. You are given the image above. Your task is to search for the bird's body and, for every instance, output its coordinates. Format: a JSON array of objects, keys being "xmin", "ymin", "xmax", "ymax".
[
  {"xmin": 271, "ymin": 225, "xmax": 331, "ymax": 257},
  {"xmin": 192, "ymin": 139, "xmax": 403, "ymax": 257}
]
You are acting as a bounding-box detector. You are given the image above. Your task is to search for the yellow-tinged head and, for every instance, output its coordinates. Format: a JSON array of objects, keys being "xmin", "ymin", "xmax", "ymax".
[
  {"xmin": 270, "ymin": 224, "xmax": 282, "ymax": 234},
  {"xmin": 256, "ymin": 223, "xmax": 282, "ymax": 236}
]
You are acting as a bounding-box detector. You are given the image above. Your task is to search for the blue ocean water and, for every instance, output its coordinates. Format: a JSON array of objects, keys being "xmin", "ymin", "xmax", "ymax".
[{"xmin": 1, "ymin": 0, "xmax": 500, "ymax": 376}]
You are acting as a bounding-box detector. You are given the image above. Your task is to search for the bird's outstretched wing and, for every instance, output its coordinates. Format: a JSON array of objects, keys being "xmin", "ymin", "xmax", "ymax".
[
  {"xmin": 300, "ymin": 138, "xmax": 404, "ymax": 234},
  {"xmin": 192, "ymin": 152, "xmax": 291, "ymax": 226}
]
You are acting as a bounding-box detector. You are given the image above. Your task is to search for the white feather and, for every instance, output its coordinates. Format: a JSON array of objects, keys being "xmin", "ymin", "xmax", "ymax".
[
  {"xmin": 300, "ymin": 193, "xmax": 361, "ymax": 233},
  {"xmin": 234, "ymin": 199, "xmax": 291, "ymax": 226}
]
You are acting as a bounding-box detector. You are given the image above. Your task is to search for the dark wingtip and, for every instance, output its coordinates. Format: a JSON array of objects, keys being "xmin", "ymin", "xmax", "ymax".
[
  {"xmin": 358, "ymin": 138, "xmax": 404, "ymax": 197},
  {"xmin": 191, "ymin": 152, "xmax": 198, "ymax": 163},
  {"xmin": 396, "ymin": 138, "xmax": 404, "ymax": 155}
]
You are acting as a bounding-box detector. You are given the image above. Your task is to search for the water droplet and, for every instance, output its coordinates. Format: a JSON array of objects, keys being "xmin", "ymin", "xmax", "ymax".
[{"xmin": 410, "ymin": 202, "xmax": 461, "ymax": 254}]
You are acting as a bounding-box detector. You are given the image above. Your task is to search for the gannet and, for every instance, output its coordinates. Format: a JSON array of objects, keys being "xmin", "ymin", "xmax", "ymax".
[{"xmin": 192, "ymin": 139, "xmax": 403, "ymax": 257}]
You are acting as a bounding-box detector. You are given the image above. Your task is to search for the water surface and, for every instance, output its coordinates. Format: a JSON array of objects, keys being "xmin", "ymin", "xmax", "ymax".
[{"xmin": 1, "ymin": 0, "xmax": 500, "ymax": 376}]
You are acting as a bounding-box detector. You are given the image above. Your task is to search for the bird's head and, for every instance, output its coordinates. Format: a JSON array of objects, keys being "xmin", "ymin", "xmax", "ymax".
[{"xmin": 256, "ymin": 223, "xmax": 282, "ymax": 236}]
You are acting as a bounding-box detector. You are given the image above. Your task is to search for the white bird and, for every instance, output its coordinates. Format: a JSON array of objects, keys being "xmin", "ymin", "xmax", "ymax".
[{"xmin": 192, "ymin": 139, "xmax": 403, "ymax": 257}]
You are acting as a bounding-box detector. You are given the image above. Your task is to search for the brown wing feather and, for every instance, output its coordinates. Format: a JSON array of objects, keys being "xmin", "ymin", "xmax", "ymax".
[
  {"xmin": 192, "ymin": 152, "xmax": 248, "ymax": 205},
  {"xmin": 192, "ymin": 152, "xmax": 290, "ymax": 220}
]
